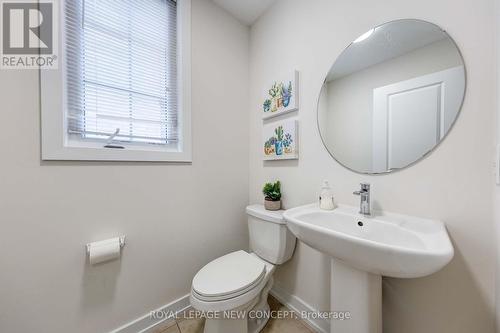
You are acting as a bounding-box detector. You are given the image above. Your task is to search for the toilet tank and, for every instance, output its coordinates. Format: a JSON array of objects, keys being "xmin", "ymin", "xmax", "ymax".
[{"xmin": 246, "ymin": 204, "xmax": 296, "ymax": 265}]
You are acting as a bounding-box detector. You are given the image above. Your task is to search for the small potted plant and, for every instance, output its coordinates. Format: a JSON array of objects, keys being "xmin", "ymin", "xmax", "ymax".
[{"xmin": 262, "ymin": 180, "xmax": 282, "ymax": 211}]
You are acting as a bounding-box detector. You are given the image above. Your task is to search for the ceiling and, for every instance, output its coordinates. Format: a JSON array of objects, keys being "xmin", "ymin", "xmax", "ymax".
[
  {"xmin": 212, "ymin": 0, "xmax": 277, "ymax": 25},
  {"xmin": 327, "ymin": 20, "xmax": 449, "ymax": 81}
]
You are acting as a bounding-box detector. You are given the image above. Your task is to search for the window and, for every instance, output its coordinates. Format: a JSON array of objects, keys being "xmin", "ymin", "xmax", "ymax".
[
  {"xmin": 41, "ymin": 0, "xmax": 191, "ymax": 161},
  {"xmin": 67, "ymin": 0, "xmax": 178, "ymax": 146}
]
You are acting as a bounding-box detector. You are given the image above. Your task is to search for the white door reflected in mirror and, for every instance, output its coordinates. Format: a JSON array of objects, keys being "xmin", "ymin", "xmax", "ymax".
[{"xmin": 317, "ymin": 19, "xmax": 466, "ymax": 174}]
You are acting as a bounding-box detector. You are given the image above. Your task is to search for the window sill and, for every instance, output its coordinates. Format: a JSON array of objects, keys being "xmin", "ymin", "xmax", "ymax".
[{"xmin": 42, "ymin": 141, "xmax": 192, "ymax": 162}]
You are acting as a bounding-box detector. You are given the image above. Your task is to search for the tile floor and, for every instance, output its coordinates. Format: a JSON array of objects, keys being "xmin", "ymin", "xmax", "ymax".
[{"xmin": 154, "ymin": 295, "xmax": 315, "ymax": 333}]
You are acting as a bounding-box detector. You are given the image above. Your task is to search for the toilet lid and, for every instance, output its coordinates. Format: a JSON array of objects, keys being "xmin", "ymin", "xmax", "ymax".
[{"xmin": 192, "ymin": 251, "xmax": 266, "ymax": 299}]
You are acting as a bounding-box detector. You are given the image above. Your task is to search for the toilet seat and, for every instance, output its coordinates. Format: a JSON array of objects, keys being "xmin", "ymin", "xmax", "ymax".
[
  {"xmin": 190, "ymin": 251, "xmax": 275, "ymax": 312},
  {"xmin": 192, "ymin": 251, "xmax": 266, "ymax": 301}
]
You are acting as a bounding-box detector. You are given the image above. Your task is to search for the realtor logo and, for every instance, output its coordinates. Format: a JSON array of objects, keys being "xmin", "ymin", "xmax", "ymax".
[{"xmin": 1, "ymin": 0, "xmax": 58, "ymax": 69}]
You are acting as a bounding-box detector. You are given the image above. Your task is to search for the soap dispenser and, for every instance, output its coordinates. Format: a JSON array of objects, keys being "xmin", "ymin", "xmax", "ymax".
[{"xmin": 319, "ymin": 180, "xmax": 335, "ymax": 210}]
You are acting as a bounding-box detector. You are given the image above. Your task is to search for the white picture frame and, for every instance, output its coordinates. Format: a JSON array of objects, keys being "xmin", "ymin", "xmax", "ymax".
[
  {"xmin": 262, "ymin": 70, "xmax": 299, "ymax": 120},
  {"xmin": 263, "ymin": 120, "xmax": 299, "ymax": 160}
]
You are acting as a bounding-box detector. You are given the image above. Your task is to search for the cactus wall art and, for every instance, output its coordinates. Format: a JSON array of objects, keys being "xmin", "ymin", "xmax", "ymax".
[
  {"xmin": 263, "ymin": 120, "xmax": 298, "ymax": 160},
  {"xmin": 262, "ymin": 70, "xmax": 299, "ymax": 119}
]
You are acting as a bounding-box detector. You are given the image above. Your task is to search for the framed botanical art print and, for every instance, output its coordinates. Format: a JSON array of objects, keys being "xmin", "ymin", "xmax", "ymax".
[
  {"xmin": 262, "ymin": 70, "xmax": 299, "ymax": 120},
  {"xmin": 263, "ymin": 120, "xmax": 298, "ymax": 160}
]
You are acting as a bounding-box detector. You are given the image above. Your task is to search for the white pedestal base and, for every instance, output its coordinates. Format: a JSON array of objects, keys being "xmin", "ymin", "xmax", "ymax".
[{"xmin": 330, "ymin": 259, "xmax": 382, "ymax": 333}]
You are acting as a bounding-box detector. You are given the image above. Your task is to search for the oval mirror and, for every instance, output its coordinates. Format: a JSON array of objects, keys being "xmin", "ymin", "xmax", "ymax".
[{"xmin": 317, "ymin": 19, "xmax": 466, "ymax": 174}]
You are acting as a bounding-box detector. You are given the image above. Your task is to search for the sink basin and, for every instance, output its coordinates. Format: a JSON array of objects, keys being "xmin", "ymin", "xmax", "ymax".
[
  {"xmin": 283, "ymin": 203, "xmax": 454, "ymax": 333},
  {"xmin": 283, "ymin": 203, "xmax": 454, "ymax": 278}
]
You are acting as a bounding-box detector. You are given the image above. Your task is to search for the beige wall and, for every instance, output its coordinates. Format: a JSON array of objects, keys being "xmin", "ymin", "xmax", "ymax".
[
  {"xmin": 249, "ymin": 0, "xmax": 496, "ymax": 332},
  {"xmin": 0, "ymin": 0, "xmax": 249, "ymax": 332}
]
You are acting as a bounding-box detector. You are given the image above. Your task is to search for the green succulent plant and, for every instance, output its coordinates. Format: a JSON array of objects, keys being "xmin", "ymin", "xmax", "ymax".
[{"xmin": 262, "ymin": 181, "xmax": 281, "ymax": 201}]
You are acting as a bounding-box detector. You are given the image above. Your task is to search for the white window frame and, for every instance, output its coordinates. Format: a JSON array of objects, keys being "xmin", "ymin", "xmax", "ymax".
[{"xmin": 41, "ymin": 0, "xmax": 191, "ymax": 162}]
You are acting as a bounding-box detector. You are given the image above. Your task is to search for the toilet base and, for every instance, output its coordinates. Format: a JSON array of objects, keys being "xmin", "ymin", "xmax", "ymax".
[
  {"xmin": 203, "ymin": 315, "xmax": 249, "ymax": 333},
  {"xmin": 248, "ymin": 276, "xmax": 273, "ymax": 333},
  {"xmin": 247, "ymin": 302, "xmax": 270, "ymax": 333},
  {"xmin": 203, "ymin": 277, "xmax": 274, "ymax": 333}
]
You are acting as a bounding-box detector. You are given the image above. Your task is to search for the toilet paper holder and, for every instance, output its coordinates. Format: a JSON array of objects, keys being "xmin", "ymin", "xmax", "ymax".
[{"xmin": 85, "ymin": 236, "xmax": 126, "ymax": 255}]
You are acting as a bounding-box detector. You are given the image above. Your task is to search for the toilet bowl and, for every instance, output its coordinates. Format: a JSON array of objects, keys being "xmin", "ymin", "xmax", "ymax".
[{"xmin": 189, "ymin": 205, "xmax": 296, "ymax": 333}]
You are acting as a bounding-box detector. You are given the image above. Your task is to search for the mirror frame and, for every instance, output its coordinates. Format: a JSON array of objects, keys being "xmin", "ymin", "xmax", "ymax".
[{"xmin": 316, "ymin": 19, "xmax": 467, "ymax": 175}]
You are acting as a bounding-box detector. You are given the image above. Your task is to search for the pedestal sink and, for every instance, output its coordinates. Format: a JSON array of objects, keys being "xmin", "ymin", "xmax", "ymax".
[{"xmin": 283, "ymin": 204, "xmax": 454, "ymax": 333}]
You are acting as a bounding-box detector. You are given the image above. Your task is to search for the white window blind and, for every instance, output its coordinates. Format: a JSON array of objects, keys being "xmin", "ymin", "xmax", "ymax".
[{"xmin": 65, "ymin": 0, "xmax": 178, "ymax": 146}]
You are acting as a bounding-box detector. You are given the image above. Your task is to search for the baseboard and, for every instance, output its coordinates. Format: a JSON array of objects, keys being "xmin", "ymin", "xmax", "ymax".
[
  {"xmin": 109, "ymin": 286, "xmax": 329, "ymax": 333},
  {"xmin": 109, "ymin": 294, "xmax": 191, "ymax": 333},
  {"xmin": 270, "ymin": 284, "xmax": 329, "ymax": 333}
]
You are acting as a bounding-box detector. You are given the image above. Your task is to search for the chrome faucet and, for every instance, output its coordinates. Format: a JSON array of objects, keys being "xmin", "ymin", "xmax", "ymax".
[{"xmin": 353, "ymin": 183, "xmax": 371, "ymax": 216}]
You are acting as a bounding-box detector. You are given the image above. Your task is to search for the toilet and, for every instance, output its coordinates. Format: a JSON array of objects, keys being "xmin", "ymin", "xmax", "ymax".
[{"xmin": 189, "ymin": 204, "xmax": 296, "ymax": 333}]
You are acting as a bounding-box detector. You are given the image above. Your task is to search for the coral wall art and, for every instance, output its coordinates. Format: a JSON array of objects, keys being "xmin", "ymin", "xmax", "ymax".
[
  {"xmin": 262, "ymin": 70, "xmax": 299, "ymax": 119},
  {"xmin": 263, "ymin": 120, "xmax": 298, "ymax": 160}
]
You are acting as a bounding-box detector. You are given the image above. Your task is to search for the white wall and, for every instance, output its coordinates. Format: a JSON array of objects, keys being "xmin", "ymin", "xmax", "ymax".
[
  {"xmin": 0, "ymin": 1, "xmax": 249, "ymax": 332},
  {"xmin": 320, "ymin": 39, "xmax": 462, "ymax": 172},
  {"xmin": 249, "ymin": 0, "xmax": 496, "ymax": 332}
]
